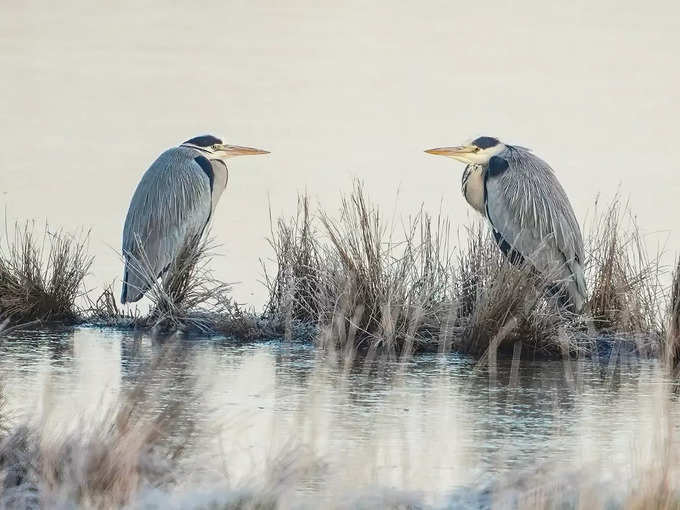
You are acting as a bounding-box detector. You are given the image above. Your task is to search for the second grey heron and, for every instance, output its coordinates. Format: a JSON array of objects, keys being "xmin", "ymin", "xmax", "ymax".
[
  {"xmin": 121, "ymin": 134, "xmax": 269, "ymax": 304},
  {"xmin": 425, "ymin": 136, "xmax": 587, "ymax": 313}
]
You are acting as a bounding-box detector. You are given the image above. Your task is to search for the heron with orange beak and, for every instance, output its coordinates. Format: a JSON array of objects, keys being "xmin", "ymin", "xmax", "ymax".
[
  {"xmin": 426, "ymin": 136, "xmax": 586, "ymax": 313},
  {"xmin": 121, "ymin": 135, "xmax": 269, "ymax": 304}
]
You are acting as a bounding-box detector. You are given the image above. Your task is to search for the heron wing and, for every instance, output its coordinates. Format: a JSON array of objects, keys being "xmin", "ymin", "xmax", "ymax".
[
  {"xmin": 484, "ymin": 147, "xmax": 587, "ymax": 310},
  {"xmin": 121, "ymin": 148, "xmax": 212, "ymax": 303}
]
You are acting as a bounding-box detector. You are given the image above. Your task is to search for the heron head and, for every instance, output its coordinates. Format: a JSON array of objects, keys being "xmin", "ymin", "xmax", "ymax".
[
  {"xmin": 425, "ymin": 136, "xmax": 506, "ymax": 165},
  {"xmin": 181, "ymin": 135, "xmax": 270, "ymax": 160}
]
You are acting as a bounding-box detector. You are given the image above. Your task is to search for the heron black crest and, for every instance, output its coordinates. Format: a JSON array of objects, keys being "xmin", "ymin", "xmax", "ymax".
[
  {"xmin": 472, "ymin": 136, "xmax": 499, "ymax": 149},
  {"xmin": 183, "ymin": 135, "xmax": 223, "ymax": 147}
]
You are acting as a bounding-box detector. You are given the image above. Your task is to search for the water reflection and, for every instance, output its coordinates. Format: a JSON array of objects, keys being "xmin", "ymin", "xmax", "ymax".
[{"xmin": 0, "ymin": 327, "xmax": 674, "ymax": 504}]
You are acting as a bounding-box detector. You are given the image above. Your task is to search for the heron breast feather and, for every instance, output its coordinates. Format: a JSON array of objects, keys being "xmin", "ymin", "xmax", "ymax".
[{"xmin": 462, "ymin": 165, "xmax": 486, "ymax": 214}]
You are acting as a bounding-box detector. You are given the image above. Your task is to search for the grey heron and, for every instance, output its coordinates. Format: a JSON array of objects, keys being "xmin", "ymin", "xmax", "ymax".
[
  {"xmin": 121, "ymin": 135, "xmax": 269, "ymax": 304},
  {"xmin": 425, "ymin": 136, "xmax": 586, "ymax": 313}
]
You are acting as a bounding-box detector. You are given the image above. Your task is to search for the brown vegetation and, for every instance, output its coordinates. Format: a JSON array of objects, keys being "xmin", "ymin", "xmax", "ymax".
[
  {"xmin": 1, "ymin": 184, "xmax": 674, "ymax": 361},
  {"xmin": 265, "ymin": 183, "xmax": 670, "ymax": 359},
  {"xmin": 585, "ymin": 196, "xmax": 665, "ymax": 334},
  {"xmin": 664, "ymin": 256, "xmax": 680, "ymax": 373},
  {"xmin": 0, "ymin": 222, "xmax": 92, "ymax": 324},
  {"xmin": 86, "ymin": 233, "xmax": 285, "ymax": 340},
  {"xmin": 265, "ymin": 182, "xmax": 458, "ymax": 357}
]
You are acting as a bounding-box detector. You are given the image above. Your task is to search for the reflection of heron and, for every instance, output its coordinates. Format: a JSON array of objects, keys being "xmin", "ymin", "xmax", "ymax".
[
  {"xmin": 121, "ymin": 135, "xmax": 269, "ymax": 304},
  {"xmin": 426, "ymin": 136, "xmax": 586, "ymax": 313}
]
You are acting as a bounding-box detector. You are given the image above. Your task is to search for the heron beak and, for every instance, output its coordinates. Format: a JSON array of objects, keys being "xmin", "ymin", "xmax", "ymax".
[
  {"xmin": 217, "ymin": 144, "xmax": 270, "ymax": 158},
  {"xmin": 424, "ymin": 145, "xmax": 476, "ymax": 157}
]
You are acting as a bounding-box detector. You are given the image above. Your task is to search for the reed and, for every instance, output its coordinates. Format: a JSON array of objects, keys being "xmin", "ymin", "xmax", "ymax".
[
  {"xmin": 265, "ymin": 181, "xmax": 457, "ymax": 357},
  {"xmin": 0, "ymin": 222, "xmax": 92, "ymax": 324},
  {"xmin": 266, "ymin": 184, "xmax": 669, "ymax": 359},
  {"xmin": 584, "ymin": 196, "xmax": 666, "ymax": 334}
]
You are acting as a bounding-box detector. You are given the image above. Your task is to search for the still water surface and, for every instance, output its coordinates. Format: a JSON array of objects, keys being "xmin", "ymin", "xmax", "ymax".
[{"xmin": 0, "ymin": 327, "xmax": 673, "ymax": 505}]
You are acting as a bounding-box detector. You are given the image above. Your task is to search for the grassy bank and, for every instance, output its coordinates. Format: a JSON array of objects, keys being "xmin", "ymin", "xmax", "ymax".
[
  {"xmin": 0, "ymin": 184, "xmax": 675, "ymax": 360},
  {"xmin": 0, "ymin": 222, "xmax": 92, "ymax": 325},
  {"xmin": 0, "ymin": 221, "xmax": 286, "ymax": 341}
]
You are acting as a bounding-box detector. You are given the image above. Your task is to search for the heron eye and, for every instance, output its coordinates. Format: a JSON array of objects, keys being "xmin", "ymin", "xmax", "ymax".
[
  {"xmin": 211, "ymin": 144, "xmax": 220, "ymax": 150},
  {"xmin": 473, "ymin": 147, "xmax": 480, "ymax": 153}
]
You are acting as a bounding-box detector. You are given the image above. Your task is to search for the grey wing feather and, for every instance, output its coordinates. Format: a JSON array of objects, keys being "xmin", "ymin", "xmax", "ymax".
[
  {"xmin": 121, "ymin": 148, "xmax": 212, "ymax": 303},
  {"xmin": 484, "ymin": 147, "xmax": 587, "ymax": 311}
]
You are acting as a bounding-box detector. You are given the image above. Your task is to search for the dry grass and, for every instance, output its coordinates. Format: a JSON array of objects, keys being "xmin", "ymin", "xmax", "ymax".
[
  {"xmin": 266, "ymin": 184, "xmax": 671, "ymax": 360},
  {"xmin": 265, "ymin": 181, "xmax": 456, "ymax": 357},
  {"xmin": 0, "ymin": 221, "xmax": 92, "ymax": 325},
  {"xmin": 450, "ymin": 224, "xmax": 578, "ymax": 358},
  {"xmin": 264, "ymin": 194, "xmax": 325, "ymax": 326},
  {"xmin": 265, "ymin": 182, "xmax": 569, "ymax": 358},
  {"xmin": 1, "ymin": 186, "xmax": 671, "ymax": 359},
  {"xmin": 96, "ymin": 232, "xmax": 283, "ymax": 339},
  {"xmin": 139, "ymin": 234, "xmax": 232, "ymax": 332},
  {"xmin": 664, "ymin": 256, "xmax": 680, "ymax": 373},
  {"xmin": 584, "ymin": 196, "xmax": 666, "ymax": 334}
]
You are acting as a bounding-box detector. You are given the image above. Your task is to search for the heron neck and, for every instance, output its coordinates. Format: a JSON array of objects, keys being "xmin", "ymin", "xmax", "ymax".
[
  {"xmin": 209, "ymin": 159, "xmax": 229, "ymax": 212},
  {"xmin": 462, "ymin": 164, "xmax": 486, "ymax": 215}
]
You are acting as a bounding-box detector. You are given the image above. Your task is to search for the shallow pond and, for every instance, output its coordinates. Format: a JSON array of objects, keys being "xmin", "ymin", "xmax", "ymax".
[{"xmin": 0, "ymin": 327, "xmax": 674, "ymax": 507}]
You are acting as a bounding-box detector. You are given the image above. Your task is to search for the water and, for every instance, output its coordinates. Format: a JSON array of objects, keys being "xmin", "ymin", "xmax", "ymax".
[
  {"xmin": 0, "ymin": 327, "xmax": 673, "ymax": 505},
  {"xmin": 2, "ymin": 2, "xmax": 679, "ymax": 507}
]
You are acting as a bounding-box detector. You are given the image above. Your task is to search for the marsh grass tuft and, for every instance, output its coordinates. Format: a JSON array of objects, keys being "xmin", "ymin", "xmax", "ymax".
[
  {"xmin": 452, "ymin": 225, "xmax": 572, "ymax": 357},
  {"xmin": 0, "ymin": 221, "xmax": 92, "ymax": 325},
  {"xmin": 1, "ymin": 185, "xmax": 671, "ymax": 358},
  {"xmin": 585, "ymin": 196, "xmax": 666, "ymax": 334},
  {"xmin": 664, "ymin": 256, "xmax": 680, "ymax": 372},
  {"xmin": 110, "ymin": 232, "xmax": 282, "ymax": 339},
  {"xmin": 266, "ymin": 183, "xmax": 670, "ymax": 359},
  {"xmin": 265, "ymin": 182, "xmax": 579, "ymax": 358},
  {"xmin": 265, "ymin": 182, "xmax": 457, "ymax": 357},
  {"xmin": 264, "ymin": 194, "xmax": 325, "ymax": 326},
  {"xmin": 141, "ymin": 234, "xmax": 232, "ymax": 332}
]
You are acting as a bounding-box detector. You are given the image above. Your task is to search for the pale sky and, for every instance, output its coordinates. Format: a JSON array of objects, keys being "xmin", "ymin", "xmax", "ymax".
[{"xmin": 1, "ymin": 0, "xmax": 678, "ymax": 309}]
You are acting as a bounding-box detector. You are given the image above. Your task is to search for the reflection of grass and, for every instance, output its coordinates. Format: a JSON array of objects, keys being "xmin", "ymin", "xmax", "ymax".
[
  {"xmin": 0, "ymin": 344, "xmax": 318, "ymax": 508},
  {"xmin": 0, "ymin": 222, "xmax": 92, "ymax": 324},
  {"xmin": 0, "ymin": 342, "xmax": 678, "ymax": 508},
  {"xmin": 0, "ymin": 350, "xmax": 187, "ymax": 507}
]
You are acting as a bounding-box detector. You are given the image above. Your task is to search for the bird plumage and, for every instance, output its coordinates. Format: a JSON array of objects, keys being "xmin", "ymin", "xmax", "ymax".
[
  {"xmin": 461, "ymin": 164, "xmax": 485, "ymax": 214},
  {"xmin": 427, "ymin": 137, "xmax": 586, "ymax": 313},
  {"xmin": 483, "ymin": 145, "xmax": 587, "ymax": 312},
  {"xmin": 119, "ymin": 135, "xmax": 267, "ymax": 305},
  {"xmin": 121, "ymin": 147, "xmax": 215, "ymax": 304}
]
